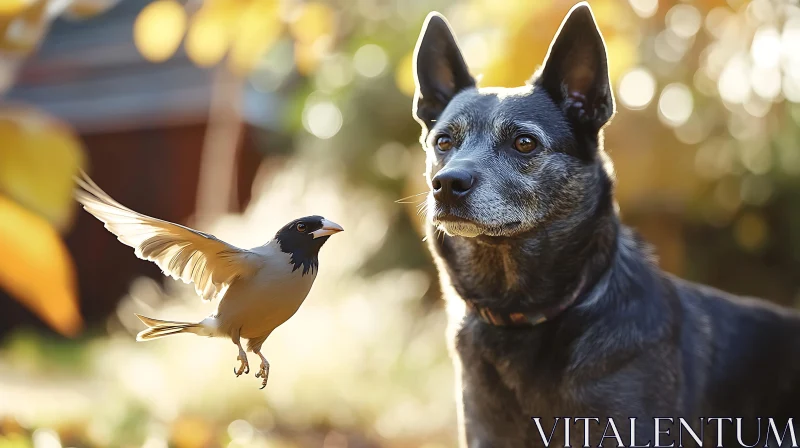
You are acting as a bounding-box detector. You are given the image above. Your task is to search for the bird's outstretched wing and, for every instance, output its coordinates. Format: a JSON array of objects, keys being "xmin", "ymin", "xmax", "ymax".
[{"xmin": 74, "ymin": 172, "xmax": 261, "ymax": 301}]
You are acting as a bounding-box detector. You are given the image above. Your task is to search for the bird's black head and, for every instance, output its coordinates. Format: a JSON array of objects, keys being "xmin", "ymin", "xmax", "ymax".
[{"xmin": 275, "ymin": 215, "xmax": 344, "ymax": 275}]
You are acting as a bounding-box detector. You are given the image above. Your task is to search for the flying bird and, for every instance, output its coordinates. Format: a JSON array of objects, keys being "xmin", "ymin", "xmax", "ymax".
[{"xmin": 74, "ymin": 172, "xmax": 343, "ymax": 388}]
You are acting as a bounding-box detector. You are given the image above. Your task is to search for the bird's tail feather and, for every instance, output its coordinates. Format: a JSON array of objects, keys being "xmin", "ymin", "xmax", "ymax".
[{"xmin": 134, "ymin": 313, "xmax": 203, "ymax": 341}]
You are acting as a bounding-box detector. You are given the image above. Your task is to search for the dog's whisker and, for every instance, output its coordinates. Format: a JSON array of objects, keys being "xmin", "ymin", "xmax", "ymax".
[
  {"xmin": 394, "ymin": 191, "xmax": 429, "ymax": 204},
  {"xmin": 435, "ymin": 226, "xmax": 445, "ymax": 243},
  {"xmin": 416, "ymin": 202, "xmax": 429, "ymax": 217}
]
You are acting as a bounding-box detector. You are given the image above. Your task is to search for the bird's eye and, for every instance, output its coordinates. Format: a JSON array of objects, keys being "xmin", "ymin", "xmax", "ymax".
[
  {"xmin": 513, "ymin": 135, "xmax": 538, "ymax": 153},
  {"xmin": 296, "ymin": 223, "xmax": 306, "ymax": 232},
  {"xmin": 436, "ymin": 135, "xmax": 453, "ymax": 152}
]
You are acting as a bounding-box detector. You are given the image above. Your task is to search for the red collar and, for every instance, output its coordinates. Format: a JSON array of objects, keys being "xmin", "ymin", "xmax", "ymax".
[{"xmin": 465, "ymin": 274, "xmax": 588, "ymax": 326}]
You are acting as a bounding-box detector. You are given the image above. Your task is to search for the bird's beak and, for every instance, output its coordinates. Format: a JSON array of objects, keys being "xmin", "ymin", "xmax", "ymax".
[{"xmin": 312, "ymin": 219, "xmax": 344, "ymax": 239}]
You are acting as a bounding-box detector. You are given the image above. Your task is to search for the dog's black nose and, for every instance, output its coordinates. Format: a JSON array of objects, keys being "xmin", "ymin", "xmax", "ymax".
[{"xmin": 432, "ymin": 169, "xmax": 475, "ymax": 201}]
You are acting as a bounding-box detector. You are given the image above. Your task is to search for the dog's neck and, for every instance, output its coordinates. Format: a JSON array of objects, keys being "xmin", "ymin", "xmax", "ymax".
[{"xmin": 429, "ymin": 194, "xmax": 619, "ymax": 314}]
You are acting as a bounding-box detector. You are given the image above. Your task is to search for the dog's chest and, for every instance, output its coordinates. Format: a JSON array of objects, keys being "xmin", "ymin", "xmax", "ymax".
[
  {"xmin": 454, "ymin": 320, "xmax": 656, "ymax": 447},
  {"xmin": 452, "ymin": 316, "xmax": 590, "ymax": 445},
  {"xmin": 455, "ymin": 317, "xmax": 575, "ymax": 410}
]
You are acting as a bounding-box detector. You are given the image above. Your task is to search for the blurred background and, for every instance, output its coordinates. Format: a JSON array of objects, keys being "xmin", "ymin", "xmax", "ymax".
[{"xmin": 1, "ymin": 0, "xmax": 799, "ymax": 446}]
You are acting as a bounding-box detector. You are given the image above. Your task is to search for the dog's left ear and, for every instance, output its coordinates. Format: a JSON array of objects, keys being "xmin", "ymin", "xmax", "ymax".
[
  {"xmin": 536, "ymin": 2, "xmax": 615, "ymax": 131},
  {"xmin": 412, "ymin": 12, "xmax": 476, "ymax": 131}
]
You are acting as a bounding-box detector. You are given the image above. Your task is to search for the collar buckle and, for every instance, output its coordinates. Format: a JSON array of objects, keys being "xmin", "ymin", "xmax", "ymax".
[{"xmin": 465, "ymin": 274, "xmax": 588, "ymax": 327}]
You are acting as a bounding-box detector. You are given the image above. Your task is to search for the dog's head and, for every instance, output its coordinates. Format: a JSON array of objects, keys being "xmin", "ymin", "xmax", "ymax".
[{"xmin": 413, "ymin": 2, "xmax": 616, "ymax": 238}]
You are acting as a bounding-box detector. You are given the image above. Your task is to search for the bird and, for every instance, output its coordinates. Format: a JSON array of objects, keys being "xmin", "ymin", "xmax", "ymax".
[{"xmin": 74, "ymin": 172, "xmax": 343, "ymax": 389}]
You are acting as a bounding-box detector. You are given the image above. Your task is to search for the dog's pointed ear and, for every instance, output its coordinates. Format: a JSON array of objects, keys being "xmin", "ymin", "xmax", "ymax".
[
  {"xmin": 536, "ymin": 2, "xmax": 615, "ymax": 131},
  {"xmin": 413, "ymin": 12, "xmax": 476, "ymax": 131}
]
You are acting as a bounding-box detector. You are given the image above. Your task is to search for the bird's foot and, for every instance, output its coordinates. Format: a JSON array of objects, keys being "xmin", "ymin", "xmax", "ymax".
[
  {"xmin": 255, "ymin": 361, "xmax": 269, "ymax": 389},
  {"xmin": 254, "ymin": 354, "xmax": 270, "ymax": 389},
  {"xmin": 233, "ymin": 351, "xmax": 249, "ymax": 377}
]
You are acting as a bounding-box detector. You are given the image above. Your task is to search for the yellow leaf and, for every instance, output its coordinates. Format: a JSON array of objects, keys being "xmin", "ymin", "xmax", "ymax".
[
  {"xmin": 133, "ymin": 0, "xmax": 187, "ymax": 63},
  {"xmin": 0, "ymin": 194, "xmax": 82, "ymax": 337},
  {"xmin": 605, "ymin": 34, "xmax": 638, "ymax": 82},
  {"xmin": 395, "ymin": 51, "xmax": 415, "ymax": 98},
  {"xmin": 63, "ymin": 0, "xmax": 121, "ymax": 20},
  {"xmin": 0, "ymin": 105, "xmax": 86, "ymax": 230},
  {"xmin": 293, "ymin": 40, "xmax": 321, "ymax": 76},
  {"xmin": 185, "ymin": 6, "xmax": 234, "ymax": 67},
  {"xmin": 477, "ymin": 1, "xmax": 639, "ymax": 87},
  {"xmin": 590, "ymin": 0, "xmax": 630, "ymax": 28},
  {"xmin": 227, "ymin": 1, "xmax": 282, "ymax": 76},
  {"xmin": 0, "ymin": 0, "xmax": 35, "ymax": 18},
  {"xmin": 287, "ymin": 2, "xmax": 335, "ymax": 45},
  {"xmin": 0, "ymin": 0, "xmax": 47, "ymax": 55},
  {"xmin": 171, "ymin": 417, "xmax": 213, "ymax": 448}
]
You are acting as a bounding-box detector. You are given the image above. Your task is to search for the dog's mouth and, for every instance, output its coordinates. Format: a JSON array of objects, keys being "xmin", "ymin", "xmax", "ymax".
[
  {"xmin": 433, "ymin": 210, "xmax": 523, "ymax": 237},
  {"xmin": 433, "ymin": 212, "xmax": 472, "ymax": 224}
]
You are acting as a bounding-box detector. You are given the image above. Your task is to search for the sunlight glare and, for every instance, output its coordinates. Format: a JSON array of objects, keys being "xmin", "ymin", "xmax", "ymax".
[
  {"xmin": 32, "ymin": 429, "xmax": 61, "ymax": 448},
  {"xmin": 718, "ymin": 54, "xmax": 751, "ymax": 104},
  {"xmin": 461, "ymin": 33, "xmax": 490, "ymax": 71},
  {"xmin": 750, "ymin": 65, "xmax": 781, "ymax": 101},
  {"xmin": 751, "ymin": 26, "xmax": 781, "ymax": 69}
]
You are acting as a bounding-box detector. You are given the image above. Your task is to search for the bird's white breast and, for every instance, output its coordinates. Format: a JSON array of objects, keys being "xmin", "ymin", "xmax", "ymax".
[{"xmin": 214, "ymin": 241, "xmax": 317, "ymax": 340}]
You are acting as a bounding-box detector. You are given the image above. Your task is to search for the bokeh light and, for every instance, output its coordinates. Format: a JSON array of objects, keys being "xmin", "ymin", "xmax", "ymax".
[
  {"xmin": 353, "ymin": 44, "xmax": 388, "ymax": 78},
  {"xmin": 31, "ymin": 428, "xmax": 61, "ymax": 448},
  {"xmin": 719, "ymin": 54, "xmax": 751, "ymax": 104},
  {"xmin": 287, "ymin": 2, "xmax": 335, "ymax": 45},
  {"xmin": 315, "ymin": 53, "xmax": 355, "ymax": 92},
  {"xmin": 666, "ymin": 4, "xmax": 702, "ymax": 39},
  {"xmin": 184, "ymin": 8, "xmax": 230, "ymax": 67},
  {"xmin": 618, "ymin": 67, "xmax": 656, "ymax": 110},
  {"xmin": 751, "ymin": 26, "xmax": 781, "ymax": 69},
  {"xmin": 658, "ymin": 83, "xmax": 693, "ymax": 127},
  {"xmin": 302, "ymin": 98, "xmax": 343, "ymax": 139},
  {"xmin": 133, "ymin": 0, "xmax": 187, "ymax": 63},
  {"xmin": 628, "ymin": 0, "xmax": 658, "ymax": 19}
]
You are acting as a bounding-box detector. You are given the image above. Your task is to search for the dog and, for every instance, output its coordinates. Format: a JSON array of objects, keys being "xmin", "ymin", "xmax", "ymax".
[{"xmin": 411, "ymin": 3, "xmax": 800, "ymax": 447}]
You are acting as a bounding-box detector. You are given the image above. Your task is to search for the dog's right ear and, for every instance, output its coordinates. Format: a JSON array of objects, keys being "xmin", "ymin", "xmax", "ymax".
[{"xmin": 412, "ymin": 12, "xmax": 476, "ymax": 131}]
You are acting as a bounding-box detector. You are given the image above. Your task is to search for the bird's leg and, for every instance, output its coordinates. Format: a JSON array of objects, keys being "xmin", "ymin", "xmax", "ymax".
[
  {"xmin": 253, "ymin": 350, "xmax": 270, "ymax": 389},
  {"xmin": 232, "ymin": 333, "xmax": 249, "ymax": 377}
]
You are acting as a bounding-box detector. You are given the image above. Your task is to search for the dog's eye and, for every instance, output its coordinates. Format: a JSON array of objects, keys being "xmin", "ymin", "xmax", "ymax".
[
  {"xmin": 513, "ymin": 135, "xmax": 538, "ymax": 153},
  {"xmin": 296, "ymin": 223, "xmax": 306, "ymax": 232},
  {"xmin": 436, "ymin": 135, "xmax": 453, "ymax": 152}
]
